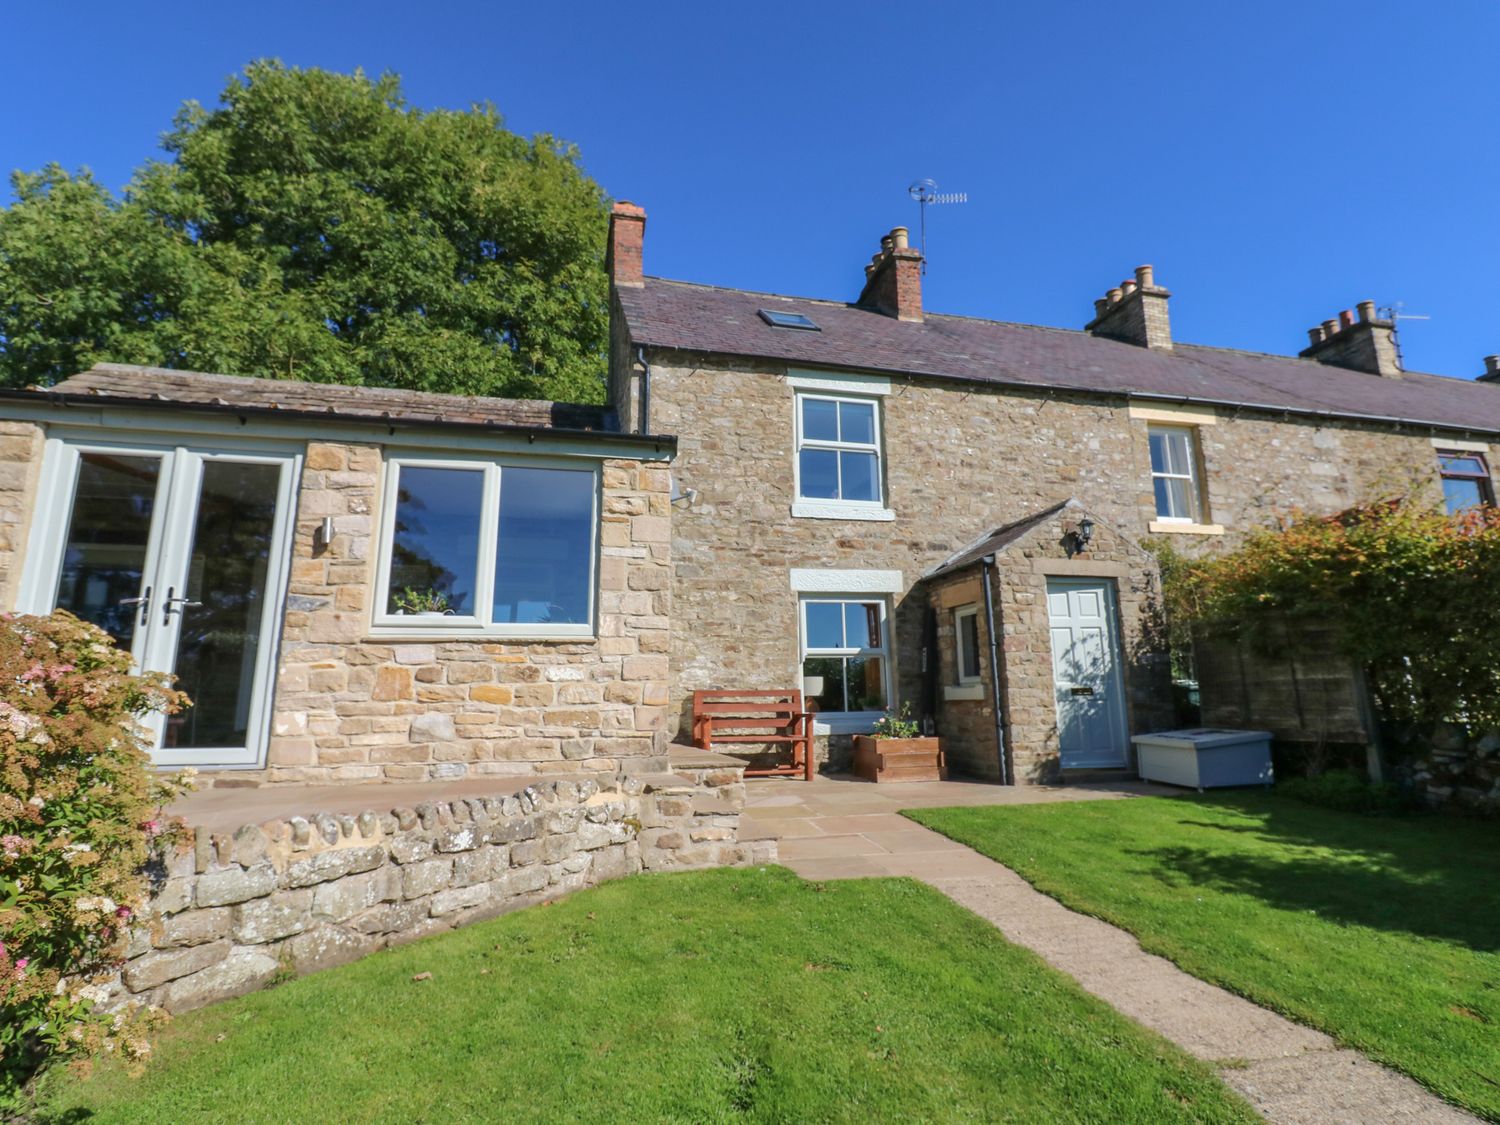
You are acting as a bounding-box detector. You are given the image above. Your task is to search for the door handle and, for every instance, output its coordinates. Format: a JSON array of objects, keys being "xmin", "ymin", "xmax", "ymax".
[
  {"xmin": 119, "ymin": 586, "xmax": 152, "ymax": 626},
  {"xmin": 161, "ymin": 587, "xmax": 204, "ymax": 625}
]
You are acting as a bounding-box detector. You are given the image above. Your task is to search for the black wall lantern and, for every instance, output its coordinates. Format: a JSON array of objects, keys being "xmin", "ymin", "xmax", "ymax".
[{"xmin": 1069, "ymin": 516, "xmax": 1096, "ymax": 556}]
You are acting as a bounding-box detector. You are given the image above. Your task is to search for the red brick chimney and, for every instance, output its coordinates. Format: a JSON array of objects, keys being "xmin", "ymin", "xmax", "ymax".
[
  {"xmin": 857, "ymin": 226, "xmax": 923, "ymax": 322},
  {"xmin": 607, "ymin": 201, "xmax": 646, "ymax": 288}
]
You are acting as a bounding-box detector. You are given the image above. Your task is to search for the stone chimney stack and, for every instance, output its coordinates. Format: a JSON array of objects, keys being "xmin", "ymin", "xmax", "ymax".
[
  {"xmin": 607, "ymin": 201, "xmax": 646, "ymax": 288},
  {"xmin": 1479, "ymin": 356, "xmax": 1500, "ymax": 385},
  {"xmin": 1085, "ymin": 265, "xmax": 1172, "ymax": 350},
  {"xmin": 1299, "ymin": 300, "xmax": 1401, "ymax": 377},
  {"xmin": 857, "ymin": 226, "xmax": 923, "ymax": 322}
]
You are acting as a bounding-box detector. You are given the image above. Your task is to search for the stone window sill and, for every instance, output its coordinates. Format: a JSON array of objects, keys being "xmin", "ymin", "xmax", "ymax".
[
  {"xmin": 943, "ymin": 684, "xmax": 986, "ymax": 702},
  {"xmin": 792, "ymin": 500, "xmax": 896, "ymax": 522},
  {"xmin": 1148, "ymin": 520, "xmax": 1225, "ymax": 536}
]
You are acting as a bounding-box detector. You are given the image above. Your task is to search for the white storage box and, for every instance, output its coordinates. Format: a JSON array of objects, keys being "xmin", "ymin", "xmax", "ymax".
[{"xmin": 1131, "ymin": 728, "xmax": 1274, "ymax": 791}]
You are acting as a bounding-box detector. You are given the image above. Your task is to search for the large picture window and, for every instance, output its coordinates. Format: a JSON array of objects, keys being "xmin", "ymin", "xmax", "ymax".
[
  {"xmin": 800, "ymin": 596, "xmax": 889, "ymax": 719},
  {"xmin": 796, "ymin": 394, "xmax": 883, "ymax": 506},
  {"xmin": 374, "ymin": 458, "xmax": 597, "ymax": 636}
]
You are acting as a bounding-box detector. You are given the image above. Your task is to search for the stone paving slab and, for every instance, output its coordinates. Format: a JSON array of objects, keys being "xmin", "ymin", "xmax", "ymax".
[{"xmin": 750, "ymin": 775, "xmax": 1478, "ymax": 1125}]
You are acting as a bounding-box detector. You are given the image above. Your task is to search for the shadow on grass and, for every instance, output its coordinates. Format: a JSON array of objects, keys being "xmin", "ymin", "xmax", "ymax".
[{"xmin": 1134, "ymin": 792, "xmax": 1500, "ymax": 952}]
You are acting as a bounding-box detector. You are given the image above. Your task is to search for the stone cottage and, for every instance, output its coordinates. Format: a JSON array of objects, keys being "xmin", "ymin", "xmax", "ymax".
[{"xmin": 604, "ymin": 201, "xmax": 1500, "ymax": 781}]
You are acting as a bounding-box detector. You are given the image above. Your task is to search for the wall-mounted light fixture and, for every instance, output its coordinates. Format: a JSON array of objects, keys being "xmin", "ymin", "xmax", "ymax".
[
  {"xmin": 314, "ymin": 516, "xmax": 334, "ymax": 553},
  {"xmin": 1076, "ymin": 516, "xmax": 1095, "ymax": 551},
  {"xmin": 670, "ymin": 479, "xmax": 698, "ymax": 506}
]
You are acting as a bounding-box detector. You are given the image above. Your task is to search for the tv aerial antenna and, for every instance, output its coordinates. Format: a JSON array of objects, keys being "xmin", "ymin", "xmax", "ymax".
[
  {"xmin": 1378, "ymin": 301, "xmax": 1430, "ymax": 371},
  {"xmin": 908, "ymin": 179, "xmax": 967, "ymax": 274}
]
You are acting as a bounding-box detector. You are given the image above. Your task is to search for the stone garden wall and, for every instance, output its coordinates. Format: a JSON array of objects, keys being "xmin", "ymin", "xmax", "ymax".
[
  {"xmin": 1391, "ymin": 725, "xmax": 1500, "ymax": 814},
  {"xmin": 100, "ymin": 768, "xmax": 768, "ymax": 1013}
]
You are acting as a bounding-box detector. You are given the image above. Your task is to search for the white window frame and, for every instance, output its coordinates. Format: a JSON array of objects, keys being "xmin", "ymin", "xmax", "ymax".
[
  {"xmin": 953, "ymin": 605, "xmax": 981, "ymax": 685},
  {"xmin": 792, "ymin": 391, "xmax": 894, "ymax": 521},
  {"xmin": 371, "ymin": 454, "xmax": 598, "ymax": 639},
  {"xmin": 799, "ymin": 595, "xmax": 892, "ymax": 734},
  {"xmin": 1148, "ymin": 424, "xmax": 1205, "ymax": 524}
]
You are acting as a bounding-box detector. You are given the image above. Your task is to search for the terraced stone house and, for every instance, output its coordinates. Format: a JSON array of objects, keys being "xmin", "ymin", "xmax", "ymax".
[
  {"xmin": 604, "ymin": 202, "xmax": 1500, "ymax": 781},
  {"xmin": 2, "ymin": 202, "xmax": 1498, "ymax": 787}
]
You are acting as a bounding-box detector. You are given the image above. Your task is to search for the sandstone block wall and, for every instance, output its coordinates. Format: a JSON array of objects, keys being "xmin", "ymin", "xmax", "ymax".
[
  {"xmin": 102, "ymin": 770, "xmax": 767, "ymax": 1014},
  {"xmin": 264, "ymin": 446, "xmax": 673, "ymax": 785},
  {"xmin": 0, "ymin": 420, "xmax": 45, "ymax": 610},
  {"xmin": 641, "ymin": 351, "xmax": 1481, "ymax": 773},
  {"xmin": 927, "ymin": 511, "xmax": 1173, "ymax": 782}
]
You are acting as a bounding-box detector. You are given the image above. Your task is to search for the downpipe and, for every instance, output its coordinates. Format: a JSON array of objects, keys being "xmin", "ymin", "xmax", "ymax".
[{"xmin": 981, "ymin": 553, "xmax": 1013, "ymax": 786}]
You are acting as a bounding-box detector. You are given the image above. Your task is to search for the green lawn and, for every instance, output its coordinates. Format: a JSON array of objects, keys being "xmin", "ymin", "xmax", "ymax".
[
  {"xmin": 906, "ymin": 795, "xmax": 1500, "ymax": 1121},
  {"xmin": 39, "ymin": 866, "xmax": 1255, "ymax": 1124}
]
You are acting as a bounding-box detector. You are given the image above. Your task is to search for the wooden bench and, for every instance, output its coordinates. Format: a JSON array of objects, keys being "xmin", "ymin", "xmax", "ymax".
[{"xmin": 692, "ymin": 689, "xmax": 814, "ymax": 781}]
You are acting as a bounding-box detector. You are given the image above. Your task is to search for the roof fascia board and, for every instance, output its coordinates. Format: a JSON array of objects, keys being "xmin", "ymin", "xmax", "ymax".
[{"xmin": 0, "ymin": 391, "xmax": 676, "ymax": 460}]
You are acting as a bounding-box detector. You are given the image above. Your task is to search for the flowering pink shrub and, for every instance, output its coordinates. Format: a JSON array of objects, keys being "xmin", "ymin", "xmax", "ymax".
[{"xmin": 0, "ymin": 611, "xmax": 190, "ymax": 1105}]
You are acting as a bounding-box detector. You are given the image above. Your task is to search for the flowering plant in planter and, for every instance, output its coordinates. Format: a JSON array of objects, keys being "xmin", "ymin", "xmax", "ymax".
[
  {"xmin": 870, "ymin": 702, "xmax": 921, "ymax": 740},
  {"xmin": 0, "ymin": 611, "xmax": 192, "ymax": 1107}
]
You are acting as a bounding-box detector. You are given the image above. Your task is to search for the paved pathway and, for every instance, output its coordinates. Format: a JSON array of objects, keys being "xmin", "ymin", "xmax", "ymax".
[{"xmin": 742, "ymin": 776, "xmax": 1476, "ymax": 1125}]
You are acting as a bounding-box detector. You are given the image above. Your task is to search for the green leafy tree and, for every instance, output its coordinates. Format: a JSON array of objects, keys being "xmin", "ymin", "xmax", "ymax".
[{"xmin": 0, "ymin": 61, "xmax": 611, "ymax": 402}]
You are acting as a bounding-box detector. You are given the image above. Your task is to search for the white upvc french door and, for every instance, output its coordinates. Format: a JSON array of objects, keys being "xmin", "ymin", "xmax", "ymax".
[{"xmin": 18, "ymin": 436, "xmax": 299, "ymax": 769}]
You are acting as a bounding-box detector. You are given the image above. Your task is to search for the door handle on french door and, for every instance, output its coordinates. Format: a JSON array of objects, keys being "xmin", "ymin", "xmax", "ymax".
[
  {"xmin": 161, "ymin": 587, "xmax": 203, "ymax": 624},
  {"xmin": 119, "ymin": 586, "xmax": 152, "ymax": 625}
]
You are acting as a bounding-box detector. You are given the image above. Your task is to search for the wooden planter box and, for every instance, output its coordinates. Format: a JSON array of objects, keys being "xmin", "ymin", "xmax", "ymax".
[{"xmin": 852, "ymin": 735, "xmax": 945, "ymax": 783}]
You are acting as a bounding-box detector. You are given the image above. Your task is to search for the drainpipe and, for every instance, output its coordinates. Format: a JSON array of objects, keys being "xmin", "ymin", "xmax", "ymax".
[
  {"xmin": 980, "ymin": 554, "xmax": 1013, "ymax": 785},
  {"xmin": 636, "ymin": 346, "xmax": 651, "ymax": 435}
]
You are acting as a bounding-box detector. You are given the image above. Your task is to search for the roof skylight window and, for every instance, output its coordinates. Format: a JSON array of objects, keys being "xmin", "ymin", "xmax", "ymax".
[{"xmin": 758, "ymin": 309, "xmax": 820, "ymax": 331}]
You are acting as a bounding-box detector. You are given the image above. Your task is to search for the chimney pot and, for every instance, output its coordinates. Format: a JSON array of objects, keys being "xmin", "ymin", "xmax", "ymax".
[
  {"xmin": 1302, "ymin": 301, "xmax": 1403, "ymax": 377},
  {"xmin": 857, "ymin": 223, "xmax": 924, "ymax": 322},
  {"xmin": 1087, "ymin": 264, "xmax": 1172, "ymax": 350}
]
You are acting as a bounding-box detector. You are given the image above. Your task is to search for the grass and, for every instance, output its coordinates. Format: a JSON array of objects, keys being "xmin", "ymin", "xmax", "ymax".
[
  {"xmin": 906, "ymin": 795, "xmax": 1500, "ymax": 1121},
  {"xmin": 38, "ymin": 866, "xmax": 1256, "ymax": 1124}
]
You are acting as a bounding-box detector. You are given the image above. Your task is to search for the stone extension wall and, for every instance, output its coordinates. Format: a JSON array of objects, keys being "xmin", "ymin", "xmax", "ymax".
[
  {"xmin": 264, "ymin": 445, "xmax": 673, "ymax": 785},
  {"xmin": 0, "ymin": 420, "xmax": 44, "ymax": 610},
  {"xmin": 105, "ymin": 769, "xmax": 768, "ymax": 1013}
]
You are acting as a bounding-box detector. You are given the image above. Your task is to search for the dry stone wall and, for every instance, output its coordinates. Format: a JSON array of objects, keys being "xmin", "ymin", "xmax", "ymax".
[
  {"xmin": 103, "ymin": 769, "xmax": 767, "ymax": 1013},
  {"xmin": 264, "ymin": 446, "xmax": 673, "ymax": 785}
]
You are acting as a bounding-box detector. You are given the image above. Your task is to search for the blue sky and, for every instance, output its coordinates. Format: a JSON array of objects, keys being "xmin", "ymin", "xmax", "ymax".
[{"xmin": 4, "ymin": 1, "xmax": 1498, "ymax": 378}]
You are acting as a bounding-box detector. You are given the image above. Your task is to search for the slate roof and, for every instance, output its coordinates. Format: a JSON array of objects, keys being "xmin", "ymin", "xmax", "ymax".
[
  {"xmin": 616, "ymin": 278, "xmax": 1500, "ymax": 435},
  {"xmin": 924, "ymin": 501, "xmax": 1072, "ymax": 580},
  {"xmin": 38, "ymin": 364, "xmax": 629, "ymax": 437}
]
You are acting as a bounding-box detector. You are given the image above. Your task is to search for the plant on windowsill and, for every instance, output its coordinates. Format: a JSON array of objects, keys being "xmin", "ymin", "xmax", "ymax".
[
  {"xmin": 392, "ymin": 587, "xmax": 453, "ymax": 616},
  {"xmin": 853, "ymin": 703, "xmax": 945, "ymax": 783}
]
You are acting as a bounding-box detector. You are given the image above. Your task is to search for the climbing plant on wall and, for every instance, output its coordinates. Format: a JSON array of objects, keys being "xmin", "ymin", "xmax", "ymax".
[{"xmin": 1159, "ymin": 499, "xmax": 1500, "ymax": 728}]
